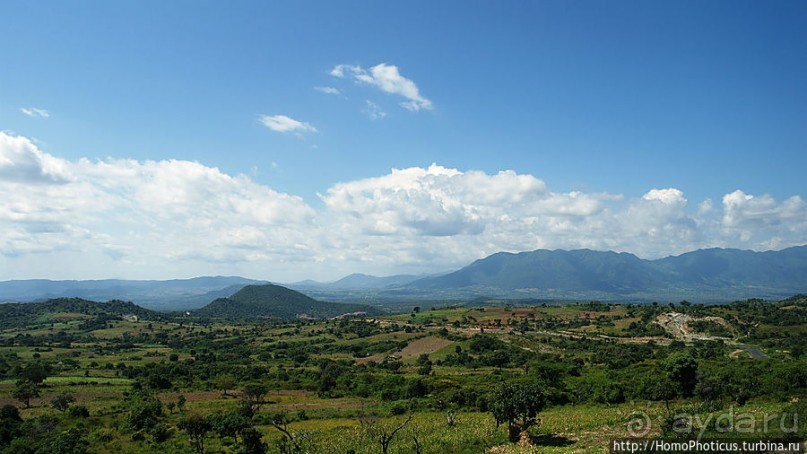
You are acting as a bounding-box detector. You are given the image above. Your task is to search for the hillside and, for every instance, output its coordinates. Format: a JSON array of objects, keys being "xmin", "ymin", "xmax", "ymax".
[
  {"xmin": 194, "ymin": 284, "xmax": 379, "ymax": 320},
  {"xmin": 325, "ymin": 273, "xmax": 424, "ymax": 290},
  {"xmin": 410, "ymin": 249, "xmax": 668, "ymax": 292},
  {"xmin": 653, "ymin": 246, "xmax": 807, "ymax": 287},
  {"xmin": 0, "ymin": 297, "xmax": 164, "ymax": 329},
  {"xmin": 403, "ymin": 245, "xmax": 807, "ymax": 301}
]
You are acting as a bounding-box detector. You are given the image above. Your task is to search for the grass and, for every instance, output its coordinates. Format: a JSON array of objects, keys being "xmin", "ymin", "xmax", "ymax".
[
  {"xmin": 240, "ymin": 401, "xmax": 798, "ymax": 454},
  {"xmin": 44, "ymin": 376, "xmax": 134, "ymax": 385}
]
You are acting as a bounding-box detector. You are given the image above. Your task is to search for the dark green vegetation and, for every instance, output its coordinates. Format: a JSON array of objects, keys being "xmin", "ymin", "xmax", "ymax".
[
  {"xmin": 0, "ymin": 294, "xmax": 805, "ymax": 453},
  {"xmin": 194, "ymin": 284, "xmax": 380, "ymax": 320},
  {"xmin": 0, "ymin": 298, "xmax": 165, "ymax": 330}
]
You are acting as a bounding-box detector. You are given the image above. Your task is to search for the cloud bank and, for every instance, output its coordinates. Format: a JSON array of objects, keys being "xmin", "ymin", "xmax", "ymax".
[{"xmin": 1, "ymin": 131, "xmax": 805, "ymax": 280}]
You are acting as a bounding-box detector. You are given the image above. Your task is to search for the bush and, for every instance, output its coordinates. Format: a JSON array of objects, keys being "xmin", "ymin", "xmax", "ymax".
[
  {"xmin": 151, "ymin": 423, "xmax": 172, "ymax": 443},
  {"xmin": 782, "ymin": 400, "xmax": 807, "ymax": 438},
  {"xmin": 124, "ymin": 391, "xmax": 163, "ymax": 433},
  {"xmin": 389, "ymin": 402, "xmax": 407, "ymax": 416},
  {"xmin": 68, "ymin": 405, "xmax": 91, "ymax": 418}
]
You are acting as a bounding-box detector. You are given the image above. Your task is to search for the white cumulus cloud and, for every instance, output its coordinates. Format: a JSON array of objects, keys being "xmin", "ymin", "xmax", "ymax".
[
  {"xmin": 0, "ymin": 133, "xmax": 71, "ymax": 183},
  {"xmin": 20, "ymin": 107, "xmax": 50, "ymax": 118},
  {"xmin": 331, "ymin": 63, "xmax": 432, "ymax": 111},
  {"xmin": 259, "ymin": 114, "xmax": 317, "ymax": 133},
  {"xmin": 0, "ymin": 131, "xmax": 316, "ymax": 278},
  {"xmin": 2, "ymin": 132, "xmax": 805, "ymax": 281},
  {"xmin": 643, "ymin": 188, "xmax": 687, "ymax": 204},
  {"xmin": 721, "ymin": 190, "xmax": 807, "ymax": 243}
]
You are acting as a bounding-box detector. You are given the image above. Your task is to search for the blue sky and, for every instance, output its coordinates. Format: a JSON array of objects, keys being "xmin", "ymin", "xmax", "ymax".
[{"xmin": 1, "ymin": 1, "xmax": 806, "ymax": 281}]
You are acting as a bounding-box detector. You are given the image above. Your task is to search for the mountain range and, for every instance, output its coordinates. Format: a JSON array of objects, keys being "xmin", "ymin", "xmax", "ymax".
[
  {"xmin": 402, "ymin": 246, "xmax": 807, "ymax": 301},
  {"xmin": 2, "ymin": 246, "xmax": 806, "ymax": 308}
]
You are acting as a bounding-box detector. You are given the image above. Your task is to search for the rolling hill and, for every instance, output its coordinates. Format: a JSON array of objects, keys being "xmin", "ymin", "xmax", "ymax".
[
  {"xmin": 194, "ymin": 284, "xmax": 380, "ymax": 320},
  {"xmin": 0, "ymin": 297, "xmax": 164, "ymax": 329}
]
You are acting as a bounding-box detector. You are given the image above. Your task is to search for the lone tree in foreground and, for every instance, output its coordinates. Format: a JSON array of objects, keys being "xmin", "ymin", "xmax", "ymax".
[
  {"xmin": 359, "ymin": 413, "xmax": 414, "ymax": 454},
  {"xmin": 270, "ymin": 411, "xmax": 311, "ymax": 454},
  {"xmin": 490, "ymin": 382, "xmax": 546, "ymax": 443}
]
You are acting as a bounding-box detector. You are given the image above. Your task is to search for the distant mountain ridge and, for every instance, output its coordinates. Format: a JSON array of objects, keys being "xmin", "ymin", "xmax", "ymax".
[
  {"xmin": 402, "ymin": 246, "xmax": 807, "ymax": 301},
  {"xmin": 2, "ymin": 246, "xmax": 805, "ymax": 305},
  {"xmin": 194, "ymin": 284, "xmax": 379, "ymax": 320},
  {"xmin": 0, "ymin": 276, "xmax": 266, "ymax": 311},
  {"xmin": 409, "ymin": 249, "xmax": 665, "ymax": 292}
]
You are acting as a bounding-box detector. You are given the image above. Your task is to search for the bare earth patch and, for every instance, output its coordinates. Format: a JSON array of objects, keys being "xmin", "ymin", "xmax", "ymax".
[
  {"xmin": 355, "ymin": 336, "xmax": 454, "ymax": 365},
  {"xmin": 654, "ymin": 312, "xmax": 732, "ymax": 341},
  {"xmin": 398, "ymin": 336, "xmax": 454, "ymax": 358}
]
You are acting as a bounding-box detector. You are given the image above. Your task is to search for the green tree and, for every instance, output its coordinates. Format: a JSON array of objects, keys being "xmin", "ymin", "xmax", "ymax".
[
  {"xmin": 359, "ymin": 413, "xmax": 413, "ymax": 454},
  {"xmin": 12, "ymin": 379, "xmax": 40, "ymax": 408},
  {"xmin": 124, "ymin": 391, "xmax": 164, "ymax": 433},
  {"xmin": 318, "ymin": 361, "xmax": 346, "ymax": 395},
  {"xmin": 179, "ymin": 413, "xmax": 212, "ymax": 454},
  {"xmin": 664, "ymin": 353, "xmax": 699, "ymax": 397},
  {"xmin": 51, "ymin": 393, "xmax": 76, "ymax": 412},
  {"xmin": 240, "ymin": 383, "xmax": 268, "ymax": 417},
  {"xmin": 209, "ymin": 411, "xmax": 251, "ymax": 440},
  {"xmin": 68, "ymin": 405, "xmax": 90, "ymax": 418},
  {"xmin": 239, "ymin": 427, "xmax": 267, "ymax": 454},
  {"xmin": 490, "ymin": 382, "xmax": 546, "ymax": 442},
  {"xmin": 270, "ymin": 411, "xmax": 315, "ymax": 453},
  {"xmin": 695, "ymin": 372, "xmax": 724, "ymax": 408},
  {"xmin": 0, "ymin": 404, "xmax": 23, "ymax": 447},
  {"xmin": 19, "ymin": 362, "xmax": 51, "ymax": 385},
  {"xmin": 177, "ymin": 394, "xmax": 187, "ymax": 412},
  {"xmin": 44, "ymin": 428, "xmax": 88, "ymax": 454},
  {"xmin": 214, "ymin": 373, "xmax": 238, "ymax": 397}
]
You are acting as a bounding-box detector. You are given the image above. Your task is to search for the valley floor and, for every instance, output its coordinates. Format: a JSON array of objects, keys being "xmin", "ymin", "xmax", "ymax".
[{"xmin": 0, "ymin": 296, "xmax": 805, "ymax": 452}]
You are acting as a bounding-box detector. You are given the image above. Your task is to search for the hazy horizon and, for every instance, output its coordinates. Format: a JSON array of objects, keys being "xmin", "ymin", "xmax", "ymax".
[{"xmin": 1, "ymin": 244, "xmax": 804, "ymax": 284}]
